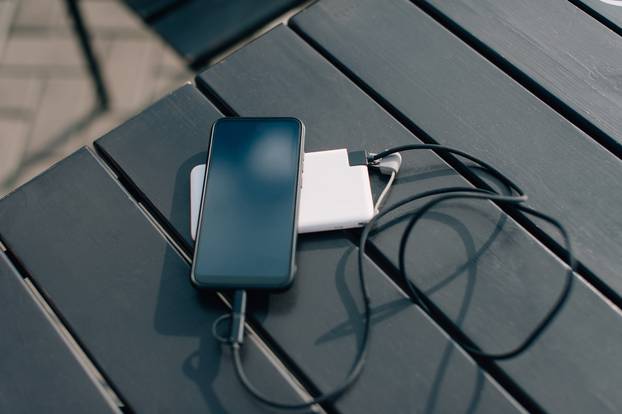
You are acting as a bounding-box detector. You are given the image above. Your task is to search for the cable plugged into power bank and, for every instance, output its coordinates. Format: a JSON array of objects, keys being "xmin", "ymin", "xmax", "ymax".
[
  {"xmin": 213, "ymin": 143, "xmax": 575, "ymax": 412},
  {"xmin": 191, "ymin": 149, "xmax": 376, "ymax": 238},
  {"xmin": 370, "ymin": 152, "xmax": 402, "ymax": 176},
  {"xmin": 368, "ymin": 152, "xmax": 402, "ymax": 213}
]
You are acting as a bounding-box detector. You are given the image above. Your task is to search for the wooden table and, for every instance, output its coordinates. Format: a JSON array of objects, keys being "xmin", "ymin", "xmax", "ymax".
[
  {"xmin": 2, "ymin": 0, "xmax": 622, "ymax": 412},
  {"xmin": 123, "ymin": 0, "xmax": 307, "ymax": 68}
]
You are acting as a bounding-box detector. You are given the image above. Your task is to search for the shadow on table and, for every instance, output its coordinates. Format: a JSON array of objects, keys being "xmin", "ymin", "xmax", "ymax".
[
  {"xmin": 366, "ymin": 166, "xmax": 510, "ymax": 413},
  {"xmin": 248, "ymin": 197, "xmax": 507, "ymax": 410},
  {"xmin": 151, "ymin": 153, "xmax": 509, "ymax": 413},
  {"xmin": 315, "ymin": 209, "xmax": 501, "ymax": 413},
  {"xmin": 151, "ymin": 151, "xmax": 310, "ymax": 413},
  {"xmin": 149, "ymin": 152, "xmax": 239, "ymax": 414},
  {"xmin": 152, "ymin": 248, "xmax": 232, "ymax": 412}
]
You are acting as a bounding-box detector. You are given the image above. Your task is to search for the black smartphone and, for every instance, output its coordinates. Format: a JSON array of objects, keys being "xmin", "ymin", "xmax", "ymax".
[{"xmin": 191, "ymin": 117, "xmax": 304, "ymax": 289}]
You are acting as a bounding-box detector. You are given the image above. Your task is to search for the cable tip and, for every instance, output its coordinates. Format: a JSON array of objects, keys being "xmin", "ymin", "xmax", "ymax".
[
  {"xmin": 377, "ymin": 153, "xmax": 402, "ymax": 175},
  {"xmin": 230, "ymin": 290, "xmax": 247, "ymax": 345}
]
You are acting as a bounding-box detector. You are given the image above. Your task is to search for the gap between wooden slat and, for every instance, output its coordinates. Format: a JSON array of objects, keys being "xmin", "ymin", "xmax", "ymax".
[
  {"xmin": 286, "ymin": 18, "xmax": 622, "ymax": 314},
  {"xmin": 566, "ymin": 0, "xmax": 622, "ymax": 38},
  {"xmin": 92, "ymin": 147, "xmax": 329, "ymax": 414},
  {"xmin": 250, "ymin": 19, "xmax": 622, "ymax": 412},
  {"xmin": 0, "ymin": 237, "xmax": 127, "ymax": 413},
  {"xmin": 193, "ymin": 79, "xmax": 536, "ymax": 413},
  {"xmin": 407, "ymin": 0, "xmax": 622, "ymax": 160},
  {"xmin": 22, "ymin": 277, "xmax": 125, "ymax": 413},
  {"xmin": 135, "ymin": 200, "xmax": 326, "ymax": 413},
  {"xmin": 191, "ymin": 0, "xmax": 318, "ymax": 71}
]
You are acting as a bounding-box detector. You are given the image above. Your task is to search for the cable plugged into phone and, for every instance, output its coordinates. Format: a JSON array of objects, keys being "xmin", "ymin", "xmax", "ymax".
[
  {"xmin": 230, "ymin": 290, "xmax": 247, "ymax": 345},
  {"xmin": 222, "ymin": 284, "xmax": 367, "ymax": 411},
  {"xmin": 211, "ymin": 143, "xmax": 575, "ymax": 412}
]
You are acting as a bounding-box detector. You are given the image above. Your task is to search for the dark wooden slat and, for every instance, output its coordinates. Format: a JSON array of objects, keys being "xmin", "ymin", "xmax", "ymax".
[
  {"xmin": 414, "ymin": 0, "xmax": 622, "ymax": 153},
  {"xmin": 568, "ymin": 0, "xmax": 622, "ymax": 34},
  {"xmin": 96, "ymin": 84, "xmax": 215, "ymax": 250},
  {"xmin": 95, "ymin": 86, "xmax": 522, "ymax": 412},
  {"xmin": 151, "ymin": 0, "xmax": 303, "ymax": 65},
  {"xmin": 0, "ymin": 148, "xmax": 305, "ymax": 413},
  {"xmin": 196, "ymin": 25, "xmax": 622, "ymax": 413},
  {"xmin": 261, "ymin": 233, "xmax": 522, "ymax": 414},
  {"xmin": 0, "ymin": 253, "xmax": 117, "ymax": 414},
  {"xmin": 123, "ymin": 0, "xmax": 183, "ymax": 20},
  {"xmin": 291, "ymin": 0, "xmax": 622, "ymax": 305}
]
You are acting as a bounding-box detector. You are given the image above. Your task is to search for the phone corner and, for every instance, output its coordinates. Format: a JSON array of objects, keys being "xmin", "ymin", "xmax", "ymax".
[{"xmin": 188, "ymin": 268, "xmax": 206, "ymax": 290}]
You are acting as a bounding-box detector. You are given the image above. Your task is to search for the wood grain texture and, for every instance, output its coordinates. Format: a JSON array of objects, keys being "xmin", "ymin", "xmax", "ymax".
[
  {"xmin": 151, "ymin": 0, "xmax": 303, "ymax": 65},
  {"xmin": 95, "ymin": 84, "xmax": 522, "ymax": 412},
  {"xmin": 569, "ymin": 0, "xmax": 622, "ymax": 34},
  {"xmin": 291, "ymin": 0, "xmax": 622, "ymax": 305},
  {"xmin": 96, "ymin": 84, "xmax": 218, "ymax": 251},
  {"xmin": 198, "ymin": 24, "xmax": 622, "ymax": 413},
  {"xmin": 0, "ymin": 148, "xmax": 305, "ymax": 414},
  {"xmin": 260, "ymin": 233, "xmax": 522, "ymax": 414},
  {"xmin": 0, "ymin": 253, "xmax": 117, "ymax": 414},
  {"xmin": 414, "ymin": 0, "xmax": 622, "ymax": 152}
]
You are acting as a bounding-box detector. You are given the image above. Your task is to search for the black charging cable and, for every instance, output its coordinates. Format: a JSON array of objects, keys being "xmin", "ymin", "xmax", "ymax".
[{"xmin": 212, "ymin": 143, "xmax": 575, "ymax": 411}]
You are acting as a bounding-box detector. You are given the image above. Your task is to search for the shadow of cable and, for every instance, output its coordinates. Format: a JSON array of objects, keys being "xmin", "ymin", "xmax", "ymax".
[
  {"xmin": 370, "ymin": 204, "xmax": 507, "ymax": 300},
  {"xmin": 151, "ymin": 152, "xmax": 302, "ymax": 413},
  {"xmin": 314, "ymin": 207, "xmax": 501, "ymax": 413},
  {"xmin": 149, "ymin": 151, "xmax": 510, "ymax": 412},
  {"xmin": 151, "ymin": 151, "xmax": 230, "ymax": 413},
  {"xmin": 153, "ymin": 240, "xmax": 232, "ymax": 413},
  {"xmin": 418, "ymin": 210, "xmax": 485, "ymax": 414}
]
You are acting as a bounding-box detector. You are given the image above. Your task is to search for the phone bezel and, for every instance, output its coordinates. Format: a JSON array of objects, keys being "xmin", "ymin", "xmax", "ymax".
[{"xmin": 190, "ymin": 117, "xmax": 305, "ymax": 290}]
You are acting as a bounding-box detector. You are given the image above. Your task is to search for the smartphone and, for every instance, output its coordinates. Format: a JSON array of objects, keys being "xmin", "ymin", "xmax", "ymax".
[{"xmin": 191, "ymin": 117, "xmax": 304, "ymax": 289}]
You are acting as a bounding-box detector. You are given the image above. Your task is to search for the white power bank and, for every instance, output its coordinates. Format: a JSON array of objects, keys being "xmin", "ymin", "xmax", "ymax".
[{"xmin": 190, "ymin": 148, "xmax": 375, "ymax": 239}]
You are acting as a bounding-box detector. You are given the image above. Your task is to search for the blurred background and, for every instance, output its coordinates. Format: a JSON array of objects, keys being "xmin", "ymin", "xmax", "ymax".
[{"xmin": 0, "ymin": 0, "xmax": 191, "ymax": 198}]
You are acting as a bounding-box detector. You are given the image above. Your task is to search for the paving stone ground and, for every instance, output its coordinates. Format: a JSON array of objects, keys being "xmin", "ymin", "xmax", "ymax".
[{"xmin": 0, "ymin": 0, "xmax": 191, "ymax": 197}]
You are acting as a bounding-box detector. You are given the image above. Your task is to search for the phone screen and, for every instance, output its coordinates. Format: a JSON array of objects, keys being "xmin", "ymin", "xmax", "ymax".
[{"xmin": 191, "ymin": 118, "xmax": 304, "ymax": 289}]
